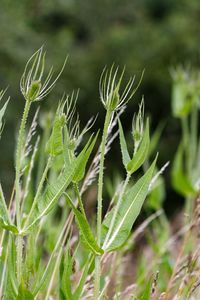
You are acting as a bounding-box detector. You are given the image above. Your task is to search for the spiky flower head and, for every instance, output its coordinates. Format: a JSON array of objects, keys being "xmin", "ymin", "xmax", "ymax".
[
  {"xmin": 99, "ymin": 65, "xmax": 143, "ymax": 111},
  {"xmin": 20, "ymin": 47, "xmax": 67, "ymax": 102},
  {"xmin": 132, "ymin": 98, "xmax": 145, "ymax": 153}
]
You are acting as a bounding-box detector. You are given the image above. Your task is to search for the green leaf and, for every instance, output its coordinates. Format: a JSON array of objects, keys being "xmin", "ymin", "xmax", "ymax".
[
  {"xmin": 73, "ymin": 255, "xmax": 92, "ymax": 300},
  {"xmin": 0, "ymin": 184, "xmax": 18, "ymax": 234},
  {"xmin": 72, "ymin": 131, "xmax": 98, "ymax": 182},
  {"xmin": 65, "ymin": 195, "xmax": 104, "ymax": 255},
  {"xmin": 172, "ymin": 143, "xmax": 196, "ymax": 197},
  {"xmin": 102, "ymin": 157, "xmax": 156, "ymax": 252},
  {"xmin": 4, "ymin": 236, "xmax": 18, "ymax": 300},
  {"xmin": 60, "ymin": 246, "xmax": 73, "ymax": 300},
  {"xmin": 118, "ymin": 118, "xmax": 130, "ymax": 168},
  {"xmin": 127, "ymin": 119, "xmax": 150, "ymax": 174},
  {"xmin": 0, "ymin": 98, "xmax": 9, "ymax": 135},
  {"xmin": 16, "ymin": 284, "xmax": 34, "ymax": 300},
  {"xmin": 24, "ymin": 134, "xmax": 98, "ymax": 233},
  {"xmin": 45, "ymin": 112, "xmax": 65, "ymax": 157}
]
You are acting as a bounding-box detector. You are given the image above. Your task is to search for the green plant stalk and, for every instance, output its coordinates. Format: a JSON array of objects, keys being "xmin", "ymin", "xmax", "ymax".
[
  {"xmin": 15, "ymin": 99, "xmax": 32, "ymax": 228},
  {"xmin": 15, "ymin": 99, "xmax": 31, "ymax": 283},
  {"xmin": 94, "ymin": 108, "xmax": 112, "ymax": 299},
  {"xmin": 103, "ymin": 172, "xmax": 131, "ymax": 249}
]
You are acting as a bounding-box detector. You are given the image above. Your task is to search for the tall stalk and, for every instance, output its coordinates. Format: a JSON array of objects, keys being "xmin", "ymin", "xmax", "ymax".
[
  {"xmin": 15, "ymin": 99, "xmax": 31, "ymax": 282},
  {"xmin": 94, "ymin": 109, "xmax": 112, "ymax": 299}
]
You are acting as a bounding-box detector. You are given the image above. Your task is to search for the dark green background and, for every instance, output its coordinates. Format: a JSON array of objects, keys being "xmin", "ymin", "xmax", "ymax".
[{"xmin": 0, "ymin": 0, "xmax": 200, "ymax": 210}]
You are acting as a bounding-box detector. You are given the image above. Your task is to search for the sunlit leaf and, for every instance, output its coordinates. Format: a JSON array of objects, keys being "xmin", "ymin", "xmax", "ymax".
[{"xmin": 102, "ymin": 157, "xmax": 156, "ymax": 252}]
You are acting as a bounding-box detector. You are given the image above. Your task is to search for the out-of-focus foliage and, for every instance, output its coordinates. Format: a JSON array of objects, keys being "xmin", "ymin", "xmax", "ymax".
[{"xmin": 0, "ymin": 0, "xmax": 200, "ymax": 200}]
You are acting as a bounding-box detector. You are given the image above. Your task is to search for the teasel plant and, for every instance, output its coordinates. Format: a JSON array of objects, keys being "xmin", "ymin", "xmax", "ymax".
[
  {"xmin": 0, "ymin": 49, "xmax": 159, "ymax": 299},
  {"xmin": 171, "ymin": 67, "xmax": 200, "ymax": 219}
]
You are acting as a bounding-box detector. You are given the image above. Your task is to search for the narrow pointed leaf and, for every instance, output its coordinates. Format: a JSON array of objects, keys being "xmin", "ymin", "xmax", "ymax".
[
  {"xmin": 72, "ymin": 131, "xmax": 98, "ymax": 182},
  {"xmin": 0, "ymin": 184, "xmax": 18, "ymax": 233},
  {"xmin": 102, "ymin": 157, "xmax": 157, "ymax": 252},
  {"xmin": 118, "ymin": 118, "xmax": 130, "ymax": 168},
  {"xmin": 65, "ymin": 195, "xmax": 104, "ymax": 255},
  {"xmin": 24, "ymin": 134, "xmax": 98, "ymax": 233},
  {"xmin": 127, "ymin": 119, "xmax": 150, "ymax": 174}
]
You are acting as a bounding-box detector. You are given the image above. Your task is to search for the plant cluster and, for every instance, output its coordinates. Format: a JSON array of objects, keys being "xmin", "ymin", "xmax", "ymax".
[{"xmin": 1, "ymin": 50, "xmax": 200, "ymax": 300}]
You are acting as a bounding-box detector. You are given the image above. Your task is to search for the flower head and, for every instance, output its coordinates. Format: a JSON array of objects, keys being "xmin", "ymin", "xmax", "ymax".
[
  {"xmin": 20, "ymin": 47, "xmax": 67, "ymax": 102},
  {"xmin": 132, "ymin": 98, "xmax": 145, "ymax": 153},
  {"xmin": 99, "ymin": 65, "xmax": 143, "ymax": 111}
]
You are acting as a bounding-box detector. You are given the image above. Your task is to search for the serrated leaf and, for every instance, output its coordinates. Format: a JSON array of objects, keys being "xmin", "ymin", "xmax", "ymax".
[
  {"xmin": 118, "ymin": 118, "xmax": 130, "ymax": 168},
  {"xmin": 65, "ymin": 195, "xmax": 104, "ymax": 255},
  {"xmin": 127, "ymin": 119, "xmax": 150, "ymax": 174},
  {"xmin": 102, "ymin": 157, "xmax": 156, "ymax": 252},
  {"xmin": 24, "ymin": 134, "xmax": 98, "ymax": 233},
  {"xmin": 172, "ymin": 143, "xmax": 196, "ymax": 197}
]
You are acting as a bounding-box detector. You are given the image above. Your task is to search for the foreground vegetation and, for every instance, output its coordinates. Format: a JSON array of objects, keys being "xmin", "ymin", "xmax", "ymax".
[{"xmin": 0, "ymin": 49, "xmax": 200, "ymax": 299}]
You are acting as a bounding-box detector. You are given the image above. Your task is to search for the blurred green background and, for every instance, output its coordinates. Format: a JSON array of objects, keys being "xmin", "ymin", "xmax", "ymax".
[{"xmin": 0, "ymin": 0, "xmax": 200, "ymax": 211}]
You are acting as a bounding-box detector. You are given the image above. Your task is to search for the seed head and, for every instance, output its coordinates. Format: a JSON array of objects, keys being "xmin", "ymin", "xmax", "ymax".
[
  {"xmin": 20, "ymin": 47, "xmax": 67, "ymax": 102},
  {"xmin": 99, "ymin": 65, "xmax": 143, "ymax": 111}
]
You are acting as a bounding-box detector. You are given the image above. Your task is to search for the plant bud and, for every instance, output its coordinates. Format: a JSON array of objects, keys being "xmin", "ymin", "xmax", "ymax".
[
  {"xmin": 109, "ymin": 89, "xmax": 120, "ymax": 111},
  {"xmin": 27, "ymin": 80, "xmax": 41, "ymax": 102}
]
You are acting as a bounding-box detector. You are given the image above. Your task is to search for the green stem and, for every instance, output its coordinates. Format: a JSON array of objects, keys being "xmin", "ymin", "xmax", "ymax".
[
  {"xmin": 15, "ymin": 100, "xmax": 31, "ymax": 228},
  {"xmin": 15, "ymin": 99, "xmax": 31, "ymax": 283},
  {"xmin": 94, "ymin": 109, "xmax": 112, "ymax": 299}
]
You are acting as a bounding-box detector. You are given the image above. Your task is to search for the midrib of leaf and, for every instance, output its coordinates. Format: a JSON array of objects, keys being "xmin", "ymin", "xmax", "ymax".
[
  {"xmin": 104, "ymin": 161, "xmax": 155, "ymax": 250},
  {"xmin": 23, "ymin": 162, "xmax": 77, "ymax": 232}
]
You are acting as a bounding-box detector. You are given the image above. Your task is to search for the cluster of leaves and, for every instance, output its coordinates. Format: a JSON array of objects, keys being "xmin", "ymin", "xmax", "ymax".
[{"xmin": 0, "ymin": 49, "xmax": 158, "ymax": 299}]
